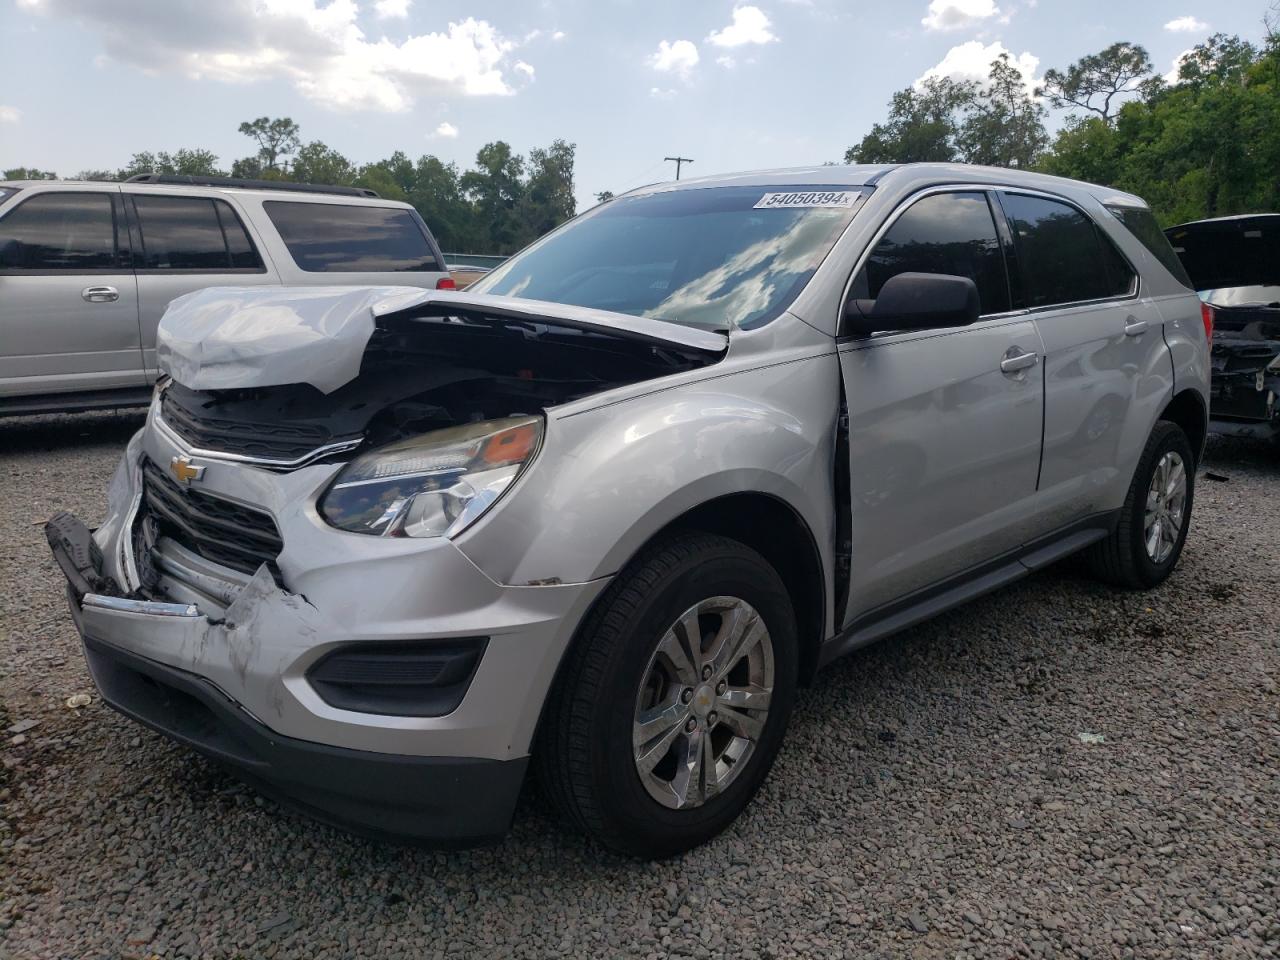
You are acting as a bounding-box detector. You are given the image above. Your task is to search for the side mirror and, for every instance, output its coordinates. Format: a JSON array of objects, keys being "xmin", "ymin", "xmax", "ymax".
[{"xmin": 844, "ymin": 272, "xmax": 980, "ymax": 336}]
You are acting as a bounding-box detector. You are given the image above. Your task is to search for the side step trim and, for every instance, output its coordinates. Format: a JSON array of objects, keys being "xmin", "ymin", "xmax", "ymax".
[{"xmin": 818, "ymin": 512, "xmax": 1116, "ymax": 671}]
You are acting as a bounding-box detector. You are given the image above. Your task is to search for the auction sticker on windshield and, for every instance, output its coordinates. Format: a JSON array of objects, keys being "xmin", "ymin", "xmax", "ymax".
[{"xmin": 754, "ymin": 191, "xmax": 860, "ymax": 209}]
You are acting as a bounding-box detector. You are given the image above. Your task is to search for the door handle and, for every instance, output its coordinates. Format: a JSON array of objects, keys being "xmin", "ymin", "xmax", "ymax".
[
  {"xmin": 82, "ymin": 285, "xmax": 119, "ymax": 303},
  {"xmin": 1000, "ymin": 347, "xmax": 1039, "ymax": 374},
  {"xmin": 1124, "ymin": 316, "xmax": 1148, "ymax": 337}
]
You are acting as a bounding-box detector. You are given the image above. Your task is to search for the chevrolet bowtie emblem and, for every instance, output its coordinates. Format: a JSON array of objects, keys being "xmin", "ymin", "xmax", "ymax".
[{"xmin": 169, "ymin": 455, "xmax": 205, "ymax": 485}]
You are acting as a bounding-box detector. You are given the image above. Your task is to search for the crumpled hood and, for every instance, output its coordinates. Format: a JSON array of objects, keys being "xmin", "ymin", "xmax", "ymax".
[{"xmin": 157, "ymin": 286, "xmax": 728, "ymax": 395}]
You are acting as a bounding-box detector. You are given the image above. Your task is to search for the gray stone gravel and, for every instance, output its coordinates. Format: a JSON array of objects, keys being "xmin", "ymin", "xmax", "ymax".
[{"xmin": 1, "ymin": 411, "xmax": 1277, "ymax": 959}]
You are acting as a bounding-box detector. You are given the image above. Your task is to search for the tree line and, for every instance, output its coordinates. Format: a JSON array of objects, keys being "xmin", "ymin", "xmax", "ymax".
[
  {"xmin": 4, "ymin": 118, "xmax": 577, "ymax": 254},
  {"xmin": 847, "ymin": 9, "xmax": 1280, "ymax": 226}
]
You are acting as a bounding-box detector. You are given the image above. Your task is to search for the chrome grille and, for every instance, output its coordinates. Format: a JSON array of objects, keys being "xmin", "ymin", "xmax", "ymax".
[{"xmin": 140, "ymin": 457, "xmax": 283, "ymax": 579}]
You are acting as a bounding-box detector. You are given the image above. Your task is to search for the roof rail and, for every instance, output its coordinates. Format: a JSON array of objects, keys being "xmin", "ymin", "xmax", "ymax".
[{"xmin": 124, "ymin": 173, "xmax": 380, "ymax": 199}]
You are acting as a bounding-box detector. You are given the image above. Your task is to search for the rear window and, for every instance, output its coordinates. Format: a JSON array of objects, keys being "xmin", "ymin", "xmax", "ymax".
[
  {"xmin": 1001, "ymin": 193, "xmax": 1134, "ymax": 308},
  {"xmin": 0, "ymin": 191, "xmax": 122, "ymax": 271},
  {"xmin": 1107, "ymin": 204, "xmax": 1193, "ymax": 289},
  {"xmin": 264, "ymin": 201, "xmax": 441, "ymax": 273},
  {"xmin": 132, "ymin": 195, "xmax": 264, "ymax": 271}
]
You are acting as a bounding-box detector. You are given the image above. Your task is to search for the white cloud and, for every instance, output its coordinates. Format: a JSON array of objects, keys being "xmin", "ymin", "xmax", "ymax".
[
  {"xmin": 649, "ymin": 86, "xmax": 677, "ymax": 100},
  {"xmin": 649, "ymin": 39, "xmax": 699, "ymax": 79},
  {"xmin": 1164, "ymin": 15, "xmax": 1207, "ymax": 32},
  {"xmin": 14, "ymin": 0, "xmax": 526, "ymax": 112},
  {"xmin": 552, "ymin": 30, "xmax": 566, "ymax": 40},
  {"xmin": 373, "ymin": 0, "xmax": 410, "ymax": 19},
  {"xmin": 1163, "ymin": 48, "xmax": 1195, "ymax": 84},
  {"xmin": 0, "ymin": 105, "xmax": 19, "ymax": 123},
  {"xmin": 432, "ymin": 121, "xmax": 459, "ymax": 138},
  {"xmin": 917, "ymin": 40, "xmax": 1040, "ymax": 96},
  {"xmin": 707, "ymin": 6, "xmax": 777, "ymax": 47},
  {"xmin": 921, "ymin": 0, "xmax": 1002, "ymax": 31},
  {"xmin": 716, "ymin": 55, "xmax": 736, "ymax": 68},
  {"xmin": 514, "ymin": 59, "xmax": 535, "ymax": 78}
]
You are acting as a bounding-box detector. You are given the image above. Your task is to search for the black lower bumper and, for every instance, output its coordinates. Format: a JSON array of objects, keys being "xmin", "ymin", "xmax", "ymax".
[{"xmin": 79, "ymin": 634, "xmax": 527, "ymax": 846}]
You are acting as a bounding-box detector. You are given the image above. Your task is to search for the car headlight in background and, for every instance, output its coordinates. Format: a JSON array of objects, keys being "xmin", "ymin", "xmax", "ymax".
[{"xmin": 319, "ymin": 416, "xmax": 542, "ymax": 539}]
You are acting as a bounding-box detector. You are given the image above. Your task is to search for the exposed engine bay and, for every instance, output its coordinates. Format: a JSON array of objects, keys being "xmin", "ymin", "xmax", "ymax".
[{"xmin": 159, "ymin": 306, "xmax": 723, "ymax": 466}]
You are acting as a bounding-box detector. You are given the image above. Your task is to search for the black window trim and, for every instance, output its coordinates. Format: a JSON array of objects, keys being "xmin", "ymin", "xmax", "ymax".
[
  {"xmin": 261, "ymin": 198, "xmax": 447, "ymax": 274},
  {"xmin": 0, "ymin": 188, "xmax": 132, "ymax": 276},
  {"xmin": 993, "ymin": 187, "xmax": 1140, "ymax": 314},
  {"xmin": 125, "ymin": 193, "xmax": 268, "ymax": 275},
  {"xmin": 837, "ymin": 184, "xmax": 1024, "ymax": 340}
]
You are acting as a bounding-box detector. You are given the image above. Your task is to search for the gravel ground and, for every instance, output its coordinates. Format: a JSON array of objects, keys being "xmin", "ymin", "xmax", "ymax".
[{"xmin": 0, "ymin": 411, "xmax": 1277, "ymax": 960}]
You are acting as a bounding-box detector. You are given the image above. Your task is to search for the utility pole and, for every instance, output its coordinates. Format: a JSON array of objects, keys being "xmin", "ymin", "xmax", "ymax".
[{"xmin": 664, "ymin": 156, "xmax": 693, "ymax": 180}]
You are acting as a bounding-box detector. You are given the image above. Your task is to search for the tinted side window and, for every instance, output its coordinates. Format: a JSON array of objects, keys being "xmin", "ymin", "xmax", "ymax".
[
  {"xmin": 216, "ymin": 202, "xmax": 262, "ymax": 269},
  {"xmin": 134, "ymin": 195, "xmax": 262, "ymax": 271},
  {"xmin": 264, "ymin": 201, "xmax": 441, "ymax": 273},
  {"xmin": 855, "ymin": 192, "xmax": 1010, "ymax": 316},
  {"xmin": 1107, "ymin": 204, "xmax": 1193, "ymax": 289},
  {"xmin": 0, "ymin": 192, "xmax": 119, "ymax": 270},
  {"xmin": 1097, "ymin": 229, "xmax": 1137, "ymax": 298},
  {"xmin": 1000, "ymin": 193, "xmax": 1126, "ymax": 307}
]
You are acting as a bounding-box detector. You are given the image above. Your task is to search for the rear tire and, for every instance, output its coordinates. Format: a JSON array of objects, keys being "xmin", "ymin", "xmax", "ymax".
[
  {"xmin": 536, "ymin": 533, "xmax": 798, "ymax": 858},
  {"xmin": 1086, "ymin": 420, "xmax": 1194, "ymax": 589}
]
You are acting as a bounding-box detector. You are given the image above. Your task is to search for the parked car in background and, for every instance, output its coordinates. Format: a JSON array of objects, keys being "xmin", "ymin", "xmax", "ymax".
[
  {"xmin": 0, "ymin": 174, "xmax": 454, "ymax": 416},
  {"xmin": 46, "ymin": 164, "xmax": 1209, "ymax": 857},
  {"xmin": 1166, "ymin": 214, "xmax": 1280, "ymax": 442}
]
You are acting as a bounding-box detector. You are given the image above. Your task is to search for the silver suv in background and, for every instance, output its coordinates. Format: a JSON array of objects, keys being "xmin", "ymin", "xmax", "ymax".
[
  {"xmin": 46, "ymin": 164, "xmax": 1210, "ymax": 857},
  {"xmin": 0, "ymin": 175, "xmax": 453, "ymax": 415}
]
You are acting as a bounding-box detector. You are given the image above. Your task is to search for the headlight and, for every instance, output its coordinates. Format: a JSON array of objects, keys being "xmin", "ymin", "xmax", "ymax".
[{"xmin": 318, "ymin": 416, "xmax": 542, "ymax": 538}]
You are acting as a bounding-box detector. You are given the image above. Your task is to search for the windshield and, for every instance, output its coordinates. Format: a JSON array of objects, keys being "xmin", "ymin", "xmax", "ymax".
[{"xmin": 472, "ymin": 184, "xmax": 868, "ymax": 330}]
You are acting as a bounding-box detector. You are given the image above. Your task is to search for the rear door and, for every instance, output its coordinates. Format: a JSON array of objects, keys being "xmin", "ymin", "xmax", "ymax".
[
  {"xmin": 0, "ymin": 186, "xmax": 144, "ymax": 398},
  {"xmin": 996, "ymin": 191, "xmax": 1170, "ymax": 522},
  {"xmin": 125, "ymin": 191, "xmax": 278, "ymax": 379},
  {"xmin": 837, "ymin": 190, "xmax": 1046, "ymax": 622}
]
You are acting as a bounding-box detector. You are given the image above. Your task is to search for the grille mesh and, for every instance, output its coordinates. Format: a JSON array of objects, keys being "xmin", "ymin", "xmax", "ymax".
[{"xmin": 141, "ymin": 457, "xmax": 283, "ymax": 578}]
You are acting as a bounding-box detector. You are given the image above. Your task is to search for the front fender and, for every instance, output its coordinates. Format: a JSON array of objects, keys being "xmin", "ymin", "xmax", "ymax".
[{"xmin": 455, "ymin": 353, "xmax": 841, "ymax": 593}]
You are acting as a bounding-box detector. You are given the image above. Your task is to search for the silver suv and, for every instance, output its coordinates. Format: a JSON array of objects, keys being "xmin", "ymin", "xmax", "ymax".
[
  {"xmin": 0, "ymin": 175, "xmax": 453, "ymax": 415},
  {"xmin": 46, "ymin": 164, "xmax": 1210, "ymax": 857}
]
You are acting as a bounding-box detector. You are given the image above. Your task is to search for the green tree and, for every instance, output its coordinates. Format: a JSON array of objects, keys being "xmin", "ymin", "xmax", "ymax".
[
  {"xmin": 117, "ymin": 148, "xmax": 225, "ymax": 179},
  {"xmin": 234, "ymin": 116, "xmax": 301, "ymax": 175},
  {"xmin": 3, "ymin": 167, "xmax": 56, "ymax": 180},
  {"xmin": 957, "ymin": 54, "xmax": 1048, "ymax": 168},
  {"xmin": 1038, "ymin": 32, "xmax": 1280, "ymax": 224},
  {"xmin": 1040, "ymin": 43, "xmax": 1153, "ymax": 124},
  {"xmin": 409, "ymin": 155, "xmax": 472, "ymax": 251},
  {"xmin": 595, "ymin": 190, "xmax": 616, "ymax": 203},
  {"xmin": 845, "ymin": 77, "xmax": 976, "ymax": 163},
  {"xmin": 290, "ymin": 141, "xmax": 356, "ymax": 185},
  {"xmin": 461, "ymin": 141, "xmax": 527, "ymax": 254},
  {"xmin": 520, "ymin": 139, "xmax": 576, "ymax": 240}
]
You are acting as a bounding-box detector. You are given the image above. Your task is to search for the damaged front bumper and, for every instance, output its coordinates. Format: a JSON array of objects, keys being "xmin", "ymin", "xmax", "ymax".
[{"xmin": 47, "ymin": 422, "xmax": 608, "ymax": 844}]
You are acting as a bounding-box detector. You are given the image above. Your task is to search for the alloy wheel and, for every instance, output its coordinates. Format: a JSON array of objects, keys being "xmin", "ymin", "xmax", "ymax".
[{"xmin": 631, "ymin": 596, "xmax": 774, "ymax": 810}]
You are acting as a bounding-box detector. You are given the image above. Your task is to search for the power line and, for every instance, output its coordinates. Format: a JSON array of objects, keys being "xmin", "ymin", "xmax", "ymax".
[{"xmin": 664, "ymin": 156, "xmax": 694, "ymax": 180}]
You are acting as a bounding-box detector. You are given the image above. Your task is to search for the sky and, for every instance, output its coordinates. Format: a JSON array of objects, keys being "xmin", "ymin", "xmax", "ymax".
[{"xmin": 0, "ymin": 0, "xmax": 1273, "ymax": 215}]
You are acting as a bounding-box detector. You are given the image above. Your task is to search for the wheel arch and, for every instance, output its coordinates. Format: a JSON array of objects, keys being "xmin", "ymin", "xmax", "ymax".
[{"xmin": 1160, "ymin": 388, "xmax": 1208, "ymax": 463}]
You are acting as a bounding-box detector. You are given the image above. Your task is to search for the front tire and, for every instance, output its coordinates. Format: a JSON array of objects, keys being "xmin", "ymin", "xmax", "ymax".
[
  {"xmin": 1086, "ymin": 420, "xmax": 1195, "ymax": 589},
  {"xmin": 536, "ymin": 533, "xmax": 798, "ymax": 858}
]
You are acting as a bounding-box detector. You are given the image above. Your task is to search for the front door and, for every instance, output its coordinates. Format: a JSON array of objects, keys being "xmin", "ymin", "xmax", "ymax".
[
  {"xmin": 836, "ymin": 190, "xmax": 1045, "ymax": 624},
  {"xmin": 0, "ymin": 188, "xmax": 144, "ymax": 398}
]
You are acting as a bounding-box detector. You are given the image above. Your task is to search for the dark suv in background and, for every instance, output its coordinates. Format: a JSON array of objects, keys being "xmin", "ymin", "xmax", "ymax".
[{"xmin": 1166, "ymin": 213, "xmax": 1280, "ymax": 442}]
